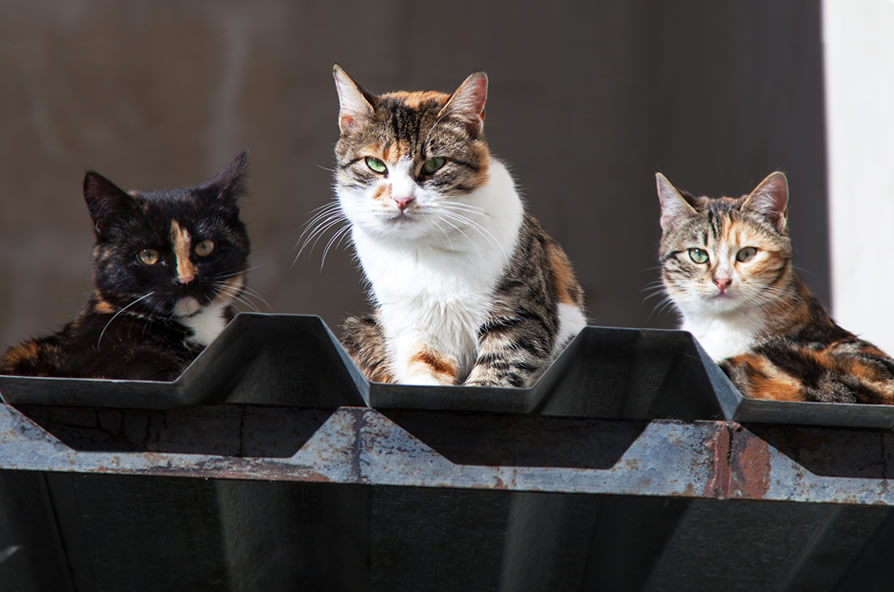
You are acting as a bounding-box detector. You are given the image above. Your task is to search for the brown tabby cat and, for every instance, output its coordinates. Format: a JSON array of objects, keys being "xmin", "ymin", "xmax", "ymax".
[
  {"xmin": 329, "ymin": 65, "xmax": 586, "ymax": 387},
  {"xmin": 657, "ymin": 171, "xmax": 894, "ymax": 403}
]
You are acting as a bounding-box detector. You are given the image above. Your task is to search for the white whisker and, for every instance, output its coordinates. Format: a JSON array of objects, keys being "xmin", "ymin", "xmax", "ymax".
[{"xmin": 97, "ymin": 292, "xmax": 155, "ymax": 350}]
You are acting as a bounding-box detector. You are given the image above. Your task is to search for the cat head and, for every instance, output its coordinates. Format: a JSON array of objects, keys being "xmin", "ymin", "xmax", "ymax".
[
  {"xmin": 83, "ymin": 152, "xmax": 250, "ymax": 320},
  {"xmin": 656, "ymin": 171, "xmax": 793, "ymax": 317},
  {"xmin": 332, "ymin": 65, "xmax": 493, "ymax": 243}
]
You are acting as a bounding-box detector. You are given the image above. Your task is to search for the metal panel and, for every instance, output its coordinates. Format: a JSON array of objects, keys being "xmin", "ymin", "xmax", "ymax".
[
  {"xmin": 2, "ymin": 315, "xmax": 894, "ymax": 590},
  {"xmin": 0, "ymin": 314, "xmax": 733, "ymax": 420},
  {"xmin": 0, "ymin": 315, "xmax": 364, "ymax": 409}
]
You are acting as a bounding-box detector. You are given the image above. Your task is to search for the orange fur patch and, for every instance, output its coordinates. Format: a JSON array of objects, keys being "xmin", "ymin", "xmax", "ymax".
[
  {"xmin": 94, "ymin": 294, "xmax": 116, "ymax": 314},
  {"xmin": 170, "ymin": 220, "xmax": 195, "ymax": 284},
  {"xmin": 3, "ymin": 341, "xmax": 41, "ymax": 366},
  {"xmin": 731, "ymin": 354, "xmax": 805, "ymax": 401},
  {"xmin": 383, "ymin": 90, "xmax": 450, "ymax": 110},
  {"xmin": 408, "ymin": 347, "xmax": 458, "ymax": 383},
  {"xmin": 546, "ymin": 242, "xmax": 578, "ymax": 305},
  {"xmin": 212, "ymin": 273, "xmax": 245, "ymax": 306},
  {"xmin": 373, "ymin": 184, "xmax": 392, "ymax": 201}
]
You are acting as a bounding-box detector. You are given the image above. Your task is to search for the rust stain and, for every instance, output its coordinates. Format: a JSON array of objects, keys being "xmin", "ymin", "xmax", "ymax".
[
  {"xmin": 703, "ymin": 423, "xmax": 732, "ymax": 499},
  {"xmin": 729, "ymin": 428, "xmax": 772, "ymax": 499}
]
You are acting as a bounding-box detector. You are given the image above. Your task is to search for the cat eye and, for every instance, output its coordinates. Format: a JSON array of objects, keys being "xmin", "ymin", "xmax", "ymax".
[
  {"xmin": 688, "ymin": 248, "xmax": 709, "ymax": 264},
  {"xmin": 736, "ymin": 247, "xmax": 757, "ymax": 262},
  {"xmin": 422, "ymin": 157, "xmax": 446, "ymax": 175},
  {"xmin": 138, "ymin": 249, "xmax": 160, "ymax": 265},
  {"xmin": 365, "ymin": 157, "xmax": 387, "ymax": 174},
  {"xmin": 194, "ymin": 240, "xmax": 215, "ymax": 257}
]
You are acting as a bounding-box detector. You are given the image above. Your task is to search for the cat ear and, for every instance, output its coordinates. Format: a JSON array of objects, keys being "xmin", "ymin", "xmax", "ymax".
[
  {"xmin": 439, "ymin": 72, "xmax": 488, "ymax": 138},
  {"xmin": 656, "ymin": 173, "xmax": 698, "ymax": 233},
  {"xmin": 83, "ymin": 172, "xmax": 137, "ymax": 237},
  {"xmin": 200, "ymin": 151, "xmax": 248, "ymax": 204},
  {"xmin": 333, "ymin": 64, "xmax": 375, "ymax": 134},
  {"xmin": 743, "ymin": 171, "xmax": 789, "ymax": 232}
]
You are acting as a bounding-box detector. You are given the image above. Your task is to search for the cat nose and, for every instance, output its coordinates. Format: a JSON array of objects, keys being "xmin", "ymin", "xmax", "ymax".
[
  {"xmin": 714, "ymin": 277, "xmax": 732, "ymax": 292},
  {"xmin": 173, "ymin": 273, "xmax": 195, "ymax": 286},
  {"xmin": 393, "ymin": 196, "xmax": 414, "ymax": 211}
]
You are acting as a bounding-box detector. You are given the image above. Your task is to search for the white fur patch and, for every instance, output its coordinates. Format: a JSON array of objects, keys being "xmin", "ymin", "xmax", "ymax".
[
  {"xmin": 181, "ymin": 300, "xmax": 229, "ymax": 346},
  {"xmin": 343, "ymin": 158, "xmax": 524, "ymax": 384},
  {"xmin": 679, "ymin": 308, "xmax": 767, "ymax": 361},
  {"xmin": 553, "ymin": 303, "xmax": 587, "ymax": 355},
  {"xmin": 174, "ymin": 296, "xmax": 201, "ymax": 317}
]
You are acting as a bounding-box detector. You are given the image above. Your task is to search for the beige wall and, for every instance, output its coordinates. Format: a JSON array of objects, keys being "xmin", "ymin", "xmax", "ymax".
[
  {"xmin": 0, "ymin": 1, "xmax": 828, "ymax": 349},
  {"xmin": 824, "ymin": 0, "xmax": 894, "ymax": 353}
]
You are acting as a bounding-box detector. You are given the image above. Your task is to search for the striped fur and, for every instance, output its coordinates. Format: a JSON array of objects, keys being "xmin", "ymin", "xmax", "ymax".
[
  {"xmin": 0, "ymin": 153, "xmax": 252, "ymax": 381},
  {"xmin": 657, "ymin": 171, "xmax": 894, "ymax": 403},
  {"xmin": 331, "ymin": 66, "xmax": 586, "ymax": 387}
]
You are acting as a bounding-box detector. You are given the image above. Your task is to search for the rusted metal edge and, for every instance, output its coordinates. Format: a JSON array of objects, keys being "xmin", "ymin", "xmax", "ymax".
[{"xmin": 1, "ymin": 403, "xmax": 892, "ymax": 505}]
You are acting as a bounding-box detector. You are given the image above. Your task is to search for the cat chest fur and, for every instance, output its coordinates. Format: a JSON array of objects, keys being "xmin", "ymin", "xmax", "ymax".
[
  {"xmin": 681, "ymin": 309, "xmax": 767, "ymax": 361},
  {"xmin": 354, "ymin": 226, "xmax": 521, "ymax": 383}
]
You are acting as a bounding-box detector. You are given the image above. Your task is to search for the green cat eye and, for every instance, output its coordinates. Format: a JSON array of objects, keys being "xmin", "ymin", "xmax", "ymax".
[
  {"xmin": 422, "ymin": 157, "xmax": 446, "ymax": 174},
  {"xmin": 138, "ymin": 249, "xmax": 160, "ymax": 265},
  {"xmin": 736, "ymin": 247, "xmax": 757, "ymax": 262},
  {"xmin": 195, "ymin": 240, "xmax": 215, "ymax": 257},
  {"xmin": 365, "ymin": 157, "xmax": 387, "ymax": 174},
  {"xmin": 688, "ymin": 248, "xmax": 709, "ymax": 264}
]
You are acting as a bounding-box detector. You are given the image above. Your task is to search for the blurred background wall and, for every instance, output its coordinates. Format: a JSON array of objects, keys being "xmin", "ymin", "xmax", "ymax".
[{"xmin": 0, "ymin": 1, "xmax": 830, "ymax": 350}]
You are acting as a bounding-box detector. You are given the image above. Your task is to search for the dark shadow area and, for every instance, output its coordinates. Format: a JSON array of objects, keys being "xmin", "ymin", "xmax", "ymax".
[
  {"xmin": 368, "ymin": 327, "xmax": 732, "ymax": 423},
  {"xmin": 501, "ymin": 493, "xmax": 692, "ymax": 592},
  {"xmin": 746, "ymin": 423, "xmax": 894, "ymax": 479},
  {"xmin": 0, "ymin": 315, "xmax": 365, "ymax": 410},
  {"xmin": 0, "ymin": 472, "xmax": 73, "ymax": 592},
  {"xmin": 17, "ymin": 404, "xmax": 332, "ymax": 458},
  {"xmin": 535, "ymin": 328, "xmax": 729, "ymax": 420},
  {"xmin": 383, "ymin": 410, "xmax": 648, "ymax": 469},
  {"xmin": 836, "ymin": 509, "xmax": 894, "ymax": 591}
]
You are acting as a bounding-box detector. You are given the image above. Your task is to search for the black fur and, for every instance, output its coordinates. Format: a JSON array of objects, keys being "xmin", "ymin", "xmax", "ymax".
[{"xmin": 0, "ymin": 153, "xmax": 251, "ymax": 381}]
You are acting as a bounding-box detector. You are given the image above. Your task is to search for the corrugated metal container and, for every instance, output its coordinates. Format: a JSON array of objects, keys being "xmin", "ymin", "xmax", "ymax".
[{"xmin": 1, "ymin": 314, "xmax": 893, "ymax": 591}]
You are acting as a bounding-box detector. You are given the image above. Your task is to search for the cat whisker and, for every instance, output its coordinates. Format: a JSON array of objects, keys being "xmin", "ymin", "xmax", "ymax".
[
  {"xmin": 436, "ymin": 212, "xmax": 485, "ymax": 259},
  {"xmin": 295, "ymin": 212, "xmax": 350, "ymax": 267},
  {"xmin": 439, "ymin": 210, "xmax": 508, "ymax": 262},
  {"xmin": 296, "ymin": 203, "xmax": 344, "ymax": 242},
  {"xmin": 215, "ymin": 281, "xmax": 270, "ymax": 312},
  {"xmin": 648, "ymin": 296, "xmax": 678, "ymax": 320},
  {"xmin": 297, "ymin": 210, "xmax": 345, "ymax": 247},
  {"xmin": 237, "ymin": 285, "xmax": 272, "ymax": 309},
  {"xmin": 216, "ymin": 265, "xmax": 263, "ymax": 281},
  {"xmin": 441, "ymin": 201, "xmax": 491, "ymax": 217},
  {"xmin": 96, "ymin": 292, "xmax": 155, "ymax": 350},
  {"xmin": 320, "ymin": 223, "xmax": 353, "ymax": 271},
  {"xmin": 429, "ymin": 217, "xmax": 459, "ymax": 253},
  {"xmin": 215, "ymin": 285, "xmax": 261, "ymax": 313}
]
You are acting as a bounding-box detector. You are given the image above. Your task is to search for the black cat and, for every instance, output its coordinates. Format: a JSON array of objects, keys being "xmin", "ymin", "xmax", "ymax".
[{"xmin": 0, "ymin": 152, "xmax": 251, "ymax": 381}]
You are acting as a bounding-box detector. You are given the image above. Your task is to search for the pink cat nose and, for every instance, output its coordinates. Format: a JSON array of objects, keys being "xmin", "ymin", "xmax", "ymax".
[
  {"xmin": 393, "ymin": 196, "xmax": 414, "ymax": 211},
  {"xmin": 714, "ymin": 277, "xmax": 732, "ymax": 292}
]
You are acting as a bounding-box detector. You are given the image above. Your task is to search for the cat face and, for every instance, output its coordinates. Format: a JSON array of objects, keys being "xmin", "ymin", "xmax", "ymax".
[
  {"xmin": 332, "ymin": 65, "xmax": 492, "ymax": 244},
  {"xmin": 657, "ymin": 171, "xmax": 793, "ymax": 316},
  {"xmin": 83, "ymin": 152, "xmax": 250, "ymax": 320}
]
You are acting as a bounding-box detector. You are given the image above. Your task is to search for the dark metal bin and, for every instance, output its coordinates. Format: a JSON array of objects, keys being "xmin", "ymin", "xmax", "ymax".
[{"xmin": 1, "ymin": 314, "xmax": 893, "ymax": 591}]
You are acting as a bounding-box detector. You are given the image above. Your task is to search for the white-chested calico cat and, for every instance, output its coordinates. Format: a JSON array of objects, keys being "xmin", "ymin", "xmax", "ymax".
[
  {"xmin": 0, "ymin": 153, "xmax": 251, "ymax": 381},
  {"xmin": 330, "ymin": 65, "xmax": 586, "ymax": 387},
  {"xmin": 657, "ymin": 171, "xmax": 894, "ymax": 403}
]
